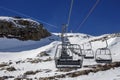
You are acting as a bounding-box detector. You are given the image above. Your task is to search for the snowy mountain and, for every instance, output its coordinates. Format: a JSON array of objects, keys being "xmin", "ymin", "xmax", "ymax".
[
  {"xmin": 0, "ymin": 16, "xmax": 50, "ymax": 41},
  {"xmin": 0, "ymin": 33, "xmax": 119, "ymax": 80}
]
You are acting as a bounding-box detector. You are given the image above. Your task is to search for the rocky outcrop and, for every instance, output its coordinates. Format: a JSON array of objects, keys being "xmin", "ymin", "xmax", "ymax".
[{"xmin": 0, "ymin": 16, "xmax": 51, "ymax": 41}]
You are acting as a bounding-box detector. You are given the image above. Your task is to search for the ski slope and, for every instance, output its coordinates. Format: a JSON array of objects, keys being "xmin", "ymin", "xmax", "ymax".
[{"xmin": 0, "ymin": 33, "xmax": 119, "ymax": 80}]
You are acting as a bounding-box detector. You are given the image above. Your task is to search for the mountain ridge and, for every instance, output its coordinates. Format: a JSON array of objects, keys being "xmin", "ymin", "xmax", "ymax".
[{"xmin": 0, "ymin": 16, "xmax": 51, "ymax": 41}]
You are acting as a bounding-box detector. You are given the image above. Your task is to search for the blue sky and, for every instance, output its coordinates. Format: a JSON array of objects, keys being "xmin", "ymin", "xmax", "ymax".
[{"xmin": 0, "ymin": 0, "xmax": 119, "ymax": 36}]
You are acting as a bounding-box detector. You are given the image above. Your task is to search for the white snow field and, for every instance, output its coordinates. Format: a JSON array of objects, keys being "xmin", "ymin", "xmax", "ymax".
[{"xmin": 0, "ymin": 33, "xmax": 119, "ymax": 80}]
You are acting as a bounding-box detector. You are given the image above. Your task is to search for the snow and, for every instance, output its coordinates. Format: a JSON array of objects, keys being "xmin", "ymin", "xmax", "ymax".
[
  {"xmin": 0, "ymin": 33, "xmax": 119, "ymax": 80},
  {"xmin": 0, "ymin": 34, "xmax": 60, "ymax": 52},
  {"xmin": 61, "ymin": 67, "xmax": 120, "ymax": 80}
]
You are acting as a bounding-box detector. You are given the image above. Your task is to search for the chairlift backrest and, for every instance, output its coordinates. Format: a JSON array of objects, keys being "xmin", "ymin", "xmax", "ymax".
[
  {"xmin": 69, "ymin": 44, "xmax": 82, "ymax": 54},
  {"xmin": 84, "ymin": 49, "xmax": 93, "ymax": 53},
  {"xmin": 55, "ymin": 43, "xmax": 83, "ymax": 68},
  {"xmin": 96, "ymin": 48, "xmax": 111, "ymax": 55}
]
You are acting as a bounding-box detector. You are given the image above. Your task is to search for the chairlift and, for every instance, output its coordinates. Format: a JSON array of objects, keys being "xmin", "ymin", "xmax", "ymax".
[
  {"xmin": 83, "ymin": 42, "xmax": 94, "ymax": 59},
  {"xmin": 84, "ymin": 49, "xmax": 94, "ymax": 59},
  {"xmin": 55, "ymin": 24, "xmax": 83, "ymax": 68},
  {"xmin": 95, "ymin": 39, "xmax": 112, "ymax": 63},
  {"xmin": 95, "ymin": 48, "xmax": 112, "ymax": 63},
  {"xmin": 54, "ymin": 44, "xmax": 83, "ymax": 68}
]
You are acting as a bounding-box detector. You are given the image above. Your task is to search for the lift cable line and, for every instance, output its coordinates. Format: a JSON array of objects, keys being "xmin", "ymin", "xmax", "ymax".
[
  {"xmin": 67, "ymin": 0, "xmax": 74, "ymax": 27},
  {"xmin": 76, "ymin": 0, "xmax": 100, "ymax": 32},
  {"xmin": 0, "ymin": 6, "xmax": 58, "ymax": 28}
]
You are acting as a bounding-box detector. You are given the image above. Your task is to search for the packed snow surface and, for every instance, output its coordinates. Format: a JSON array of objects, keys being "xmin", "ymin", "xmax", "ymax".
[{"xmin": 0, "ymin": 33, "xmax": 119, "ymax": 80}]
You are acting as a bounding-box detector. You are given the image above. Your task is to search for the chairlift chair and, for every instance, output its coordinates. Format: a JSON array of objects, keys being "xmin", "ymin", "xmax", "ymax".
[
  {"xmin": 95, "ymin": 38, "xmax": 112, "ymax": 63},
  {"xmin": 95, "ymin": 48, "xmax": 112, "ymax": 63},
  {"xmin": 83, "ymin": 42, "xmax": 94, "ymax": 59},
  {"xmin": 55, "ymin": 24, "xmax": 83, "ymax": 68},
  {"xmin": 84, "ymin": 49, "xmax": 94, "ymax": 59},
  {"xmin": 55, "ymin": 44, "xmax": 83, "ymax": 68}
]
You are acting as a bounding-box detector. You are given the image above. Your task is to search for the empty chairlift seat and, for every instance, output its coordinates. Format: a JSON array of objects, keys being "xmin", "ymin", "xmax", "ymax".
[
  {"xmin": 95, "ymin": 48, "xmax": 112, "ymax": 63},
  {"xmin": 69, "ymin": 44, "xmax": 82, "ymax": 56},
  {"xmin": 84, "ymin": 49, "xmax": 94, "ymax": 59},
  {"xmin": 55, "ymin": 44, "xmax": 83, "ymax": 68},
  {"xmin": 82, "ymin": 42, "xmax": 94, "ymax": 59}
]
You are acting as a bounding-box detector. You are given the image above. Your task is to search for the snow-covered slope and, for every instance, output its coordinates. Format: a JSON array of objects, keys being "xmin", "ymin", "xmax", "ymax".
[
  {"xmin": 0, "ymin": 33, "xmax": 119, "ymax": 80},
  {"xmin": 0, "ymin": 34, "xmax": 59, "ymax": 52}
]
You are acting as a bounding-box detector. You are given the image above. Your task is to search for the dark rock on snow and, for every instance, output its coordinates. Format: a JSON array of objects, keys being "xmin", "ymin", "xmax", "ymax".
[{"xmin": 0, "ymin": 16, "xmax": 51, "ymax": 41}]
